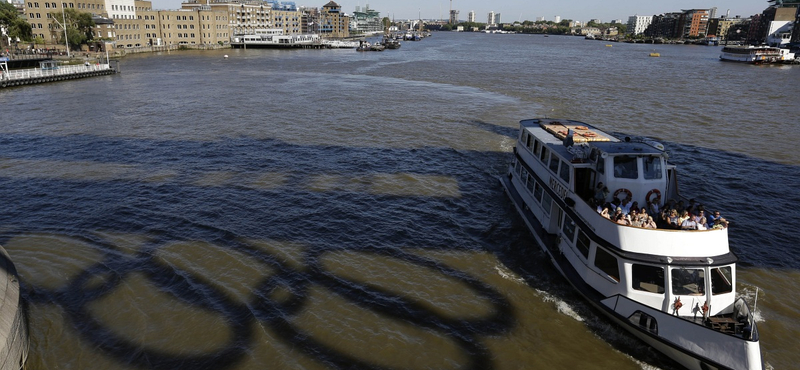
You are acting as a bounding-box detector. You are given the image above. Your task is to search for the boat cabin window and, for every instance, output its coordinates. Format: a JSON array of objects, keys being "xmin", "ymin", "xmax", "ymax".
[
  {"xmin": 520, "ymin": 167, "xmax": 528, "ymax": 182},
  {"xmin": 596, "ymin": 153, "xmax": 605, "ymax": 174},
  {"xmin": 533, "ymin": 180, "xmax": 543, "ymax": 202},
  {"xmin": 711, "ymin": 266, "xmax": 733, "ymax": 295},
  {"xmin": 594, "ymin": 248, "xmax": 620, "ymax": 282},
  {"xmin": 559, "ymin": 161, "xmax": 570, "ymax": 183},
  {"xmin": 562, "ymin": 215, "xmax": 576, "ymax": 243},
  {"xmin": 533, "ymin": 140, "xmax": 541, "ymax": 157},
  {"xmin": 632, "ymin": 264, "xmax": 665, "ymax": 294},
  {"xmin": 575, "ymin": 230, "xmax": 590, "ymax": 259},
  {"xmin": 514, "ymin": 160, "xmax": 521, "ymax": 176},
  {"xmin": 540, "ymin": 147, "xmax": 549, "ymax": 163},
  {"xmin": 549, "ymin": 154, "xmax": 560, "ymax": 173},
  {"xmin": 541, "ymin": 190, "xmax": 552, "ymax": 215},
  {"xmin": 628, "ymin": 311, "xmax": 658, "ymax": 335},
  {"xmin": 643, "ymin": 156, "xmax": 663, "ymax": 180},
  {"xmin": 613, "ymin": 155, "xmax": 638, "ymax": 179},
  {"xmin": 671, "ymin": 268, "xmax": 705, "ymax": 296},
  {"xmin": 526, "ymin": 174, "xmax": 535, "ymax": 193}
]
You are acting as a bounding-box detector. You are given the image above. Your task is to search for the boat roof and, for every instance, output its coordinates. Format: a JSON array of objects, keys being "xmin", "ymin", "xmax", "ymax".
[{"xmin": 522, "ymin": 118, "xmax": 664, "ymax": 157}]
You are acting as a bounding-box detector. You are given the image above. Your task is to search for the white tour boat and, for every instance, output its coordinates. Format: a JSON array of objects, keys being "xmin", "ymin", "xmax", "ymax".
[
  {"xmin": 231, "ymin": 29, "xmax": 321, "ymax": 48},
  {"xmin": 719, "ymin": 45, "xmax": 795, "ymax": 64},
  {"xmin": 500, "ymin": 118, "xmax": 762, "ymax": 370}
]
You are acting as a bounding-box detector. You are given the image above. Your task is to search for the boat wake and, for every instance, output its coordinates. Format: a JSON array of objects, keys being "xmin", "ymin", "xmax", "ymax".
[
  {"xmin": 535, "ymin": 288, "xmax": 584, "ymax": 322},
  {"xmin": 493, "ymin": 264, "xmax": 526, "ymax": 284}
]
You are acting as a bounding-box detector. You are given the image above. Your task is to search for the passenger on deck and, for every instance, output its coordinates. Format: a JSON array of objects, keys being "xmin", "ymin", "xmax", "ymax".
[
  {"xmin": 694, "ymin": 211, "xmax": 708, "ymax": 230},
  {"xmin": 678, "ymin": 210, "xmax": 690, "ymax": 226},
  {"xmin": 707, "ymin": 210, "xmax": 722, "ymax": 225},
  {"xmin": 600, "ymin": 207, "xmax": 610, "ymax": 219},
  {"xmin": 648, "ymin": 200, "xmax": 660, "ymax": 216},
  {"xmin": 594, "ymin": 183, "xmax": 609, "ymax": 203},
  {"xmin": 620, "ymin": 199, "xmax": 632, "ymax": 215},
  {"xmin": 681, "ymin": 213, "xmax": 698, "ymax": 230},
  {"xmin": 630, "ymin": 209, "xmax": 642, "ymax": 227},
  {"xmin": 712, "ymin": 217, "xmax": 729, "ymax": 229},
  {"xmin": 667, "ymin": 209, "xmax": 679, "ymax": 228},
  {"xmin": 644, "ymin": 216, "xmax": 657, "ymax": 229},
  {"xmin": 630, "ymin": 201, "xmax": 640, "ymax": 214},
  {"xmin": 615, "ymin": 213, "xmax": 630, "ymax": 225}
]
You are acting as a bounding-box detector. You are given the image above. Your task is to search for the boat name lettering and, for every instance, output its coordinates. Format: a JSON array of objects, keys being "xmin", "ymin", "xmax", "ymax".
[{"xmin": 549, "ymin": 177, "xmax": 567, "ymax": 199}]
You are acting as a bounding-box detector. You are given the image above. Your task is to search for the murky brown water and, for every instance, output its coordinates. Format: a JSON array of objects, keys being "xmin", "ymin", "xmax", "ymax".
[{"xmin": 0, "ymin": 32, "xmax": 797, "ymax": 369}]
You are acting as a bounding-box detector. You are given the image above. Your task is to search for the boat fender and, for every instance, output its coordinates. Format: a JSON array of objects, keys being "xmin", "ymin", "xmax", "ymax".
[
  {"xmin": 613, "ymin": 188, "xmax": 633, "ymax": 203},
  {"xmin": 0, "ymin": 82, "xmax": 6, "ymax": 88},
  {"xmin": 645, "ymin": 189, "xmax": 661, "ymax": 205},
  {"xmin": 564, "ymin": 197, "xmax": 576, "ymax": 208}
]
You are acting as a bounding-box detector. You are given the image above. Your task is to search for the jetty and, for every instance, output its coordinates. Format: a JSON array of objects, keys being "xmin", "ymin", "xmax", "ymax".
[{"xmin": 1, "ymin": 57, "xmax": 117, "ymax": 89}]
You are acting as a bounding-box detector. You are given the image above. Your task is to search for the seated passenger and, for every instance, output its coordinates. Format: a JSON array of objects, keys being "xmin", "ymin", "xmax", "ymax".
[
  {"xmin": 707, "ymin": 210, "xmax": 721, "ymax": 225},
  {"xmin": 630, "ymin": 209, "xmax": 642, "ymax": 227},
  {"xmin": 677, "ymin": 210, "xmax": 690, "ymax": 226},
  {"xmin": 643, "ymin": 216, "xmax": 657, "ymax": 229},
  {"xmin": 681, "ymin": 215, "xmax": 698, "ymax": 230},
  {"xmin": 712, "ymin": 217, "xmax": 729, "ymax": 229},
  {"xmin": 600, "ymin": 207, "xmax": 610, "ymax": 219},
  {"xmin": 667, "ymin": 209, "xmax": 679, "ymax": 228},
  {"xmin": 697, "ymin": 216, "xmax": 708, "ymax": 230}
]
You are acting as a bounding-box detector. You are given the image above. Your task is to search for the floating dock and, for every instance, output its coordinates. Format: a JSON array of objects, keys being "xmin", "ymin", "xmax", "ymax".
[{"xmin": 1, "ymin": 57, "xmax": 117, "ymax": 89}]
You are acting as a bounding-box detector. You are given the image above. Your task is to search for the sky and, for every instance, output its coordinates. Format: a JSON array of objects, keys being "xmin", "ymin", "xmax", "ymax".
[{"xmin": 149, "ymin": 0, "xmax": 772, "ymax": 23}]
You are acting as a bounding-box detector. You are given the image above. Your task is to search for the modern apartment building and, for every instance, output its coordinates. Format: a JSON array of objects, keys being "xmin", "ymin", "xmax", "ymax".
[{"xmin": 626, "ymin": 15, "xmax": 652, "ymax": 35}]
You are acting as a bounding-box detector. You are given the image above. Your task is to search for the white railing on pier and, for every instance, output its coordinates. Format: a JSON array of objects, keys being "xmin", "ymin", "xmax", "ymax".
[{"xmin": 1, "ymin": 63, "xmax": 111, "ymax": 81}]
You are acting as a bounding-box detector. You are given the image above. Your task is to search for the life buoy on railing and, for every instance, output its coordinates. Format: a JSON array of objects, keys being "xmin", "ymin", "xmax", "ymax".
[
  {"xmin": 613, "ymin": 188, "xmax": 632, "ymax": 202},
  {"xmin": 645, "ymin": 188, "xmax": 661, "ymax": 204}
]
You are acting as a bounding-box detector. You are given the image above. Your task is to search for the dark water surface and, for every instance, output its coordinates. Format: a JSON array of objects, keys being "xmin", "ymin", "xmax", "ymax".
[{"xmin": 0, "ymin": 32, "xmax": 798, "ymax": 370}]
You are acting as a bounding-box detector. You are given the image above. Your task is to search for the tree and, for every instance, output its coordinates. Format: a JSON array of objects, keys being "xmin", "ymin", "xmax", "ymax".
[
  {"xmin": 48, "ymin": 8, "xmax": 95, "ymax": 50},
  {"xmin": 1, "ymin": 1, "xmax": 33, "ymax": 44}
]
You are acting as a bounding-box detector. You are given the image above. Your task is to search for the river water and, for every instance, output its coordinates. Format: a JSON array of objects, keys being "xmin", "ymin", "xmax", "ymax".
[{"xmin": 0, "ymin": 32, "xmax": 798, "ymax": 370}]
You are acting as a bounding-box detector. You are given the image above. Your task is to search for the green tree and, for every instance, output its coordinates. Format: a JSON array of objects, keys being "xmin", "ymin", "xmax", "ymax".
[
  {"xmin": 48, "ymin": 8, "xmax": 95, "ymax": 50},
  {"xmin": 0, "ymin": 1, "xmax": 33, "ymax": 43},
  {"xmin": 382, "ymin": 16, "xmax": 390, "ymax": 31}
]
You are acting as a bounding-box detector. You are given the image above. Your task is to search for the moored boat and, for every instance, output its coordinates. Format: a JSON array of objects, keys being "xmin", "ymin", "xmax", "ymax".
[
  {"xmin": 500, "ymin": 118, "xmax": 763, "ymax": 370},
  {"xmin": 231, "ymin": 29, "xmax": 321, "ymax": 49},
  {"xmin": 719, "ymin": 45, "xmax": 795, "ymax": 64}
]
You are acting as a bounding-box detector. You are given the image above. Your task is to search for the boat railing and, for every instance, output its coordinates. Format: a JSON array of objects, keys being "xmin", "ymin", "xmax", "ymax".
[{"xmin": 2, "ymin": 63, "xmax": 111, "ymax": 81}]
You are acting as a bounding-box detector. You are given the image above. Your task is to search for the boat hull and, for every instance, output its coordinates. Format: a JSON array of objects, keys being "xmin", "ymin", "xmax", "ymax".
[{"xmin": 499, "ymin": 173, "xmax": 762, "ymax": 370}]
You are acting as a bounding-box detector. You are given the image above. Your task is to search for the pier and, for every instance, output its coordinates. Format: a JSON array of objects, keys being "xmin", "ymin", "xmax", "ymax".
[{"xmin": 1, "ymin": 57, "xmax": 117, "ymax": 89}]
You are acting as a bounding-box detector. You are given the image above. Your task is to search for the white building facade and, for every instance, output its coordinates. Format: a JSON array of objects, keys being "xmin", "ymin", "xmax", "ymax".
[{"xmin": 626, "ymin": 15, "xmax": 653, "ymax": 35}]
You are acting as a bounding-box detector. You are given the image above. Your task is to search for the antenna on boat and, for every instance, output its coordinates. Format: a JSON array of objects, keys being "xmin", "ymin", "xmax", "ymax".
[{"xmin": 750, "ymin": 287, "xmax": 759, "ymax": 337}]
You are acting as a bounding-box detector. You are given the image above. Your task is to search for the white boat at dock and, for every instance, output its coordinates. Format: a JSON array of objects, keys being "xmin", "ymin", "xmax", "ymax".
[
  {"xmin": 231, "ymin": 29, "xmax": 321, "ymax": 49},
  {"xmin": 500, "ymin": 118, "xmax": 762, "ymax": 370},
  {"xmin": 719, "ymin": 45, "xmax": 796, "ymax": 64},
  {"xmin": 1, "ymin": 57, "xmax": 115, "ymax": 89}
]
